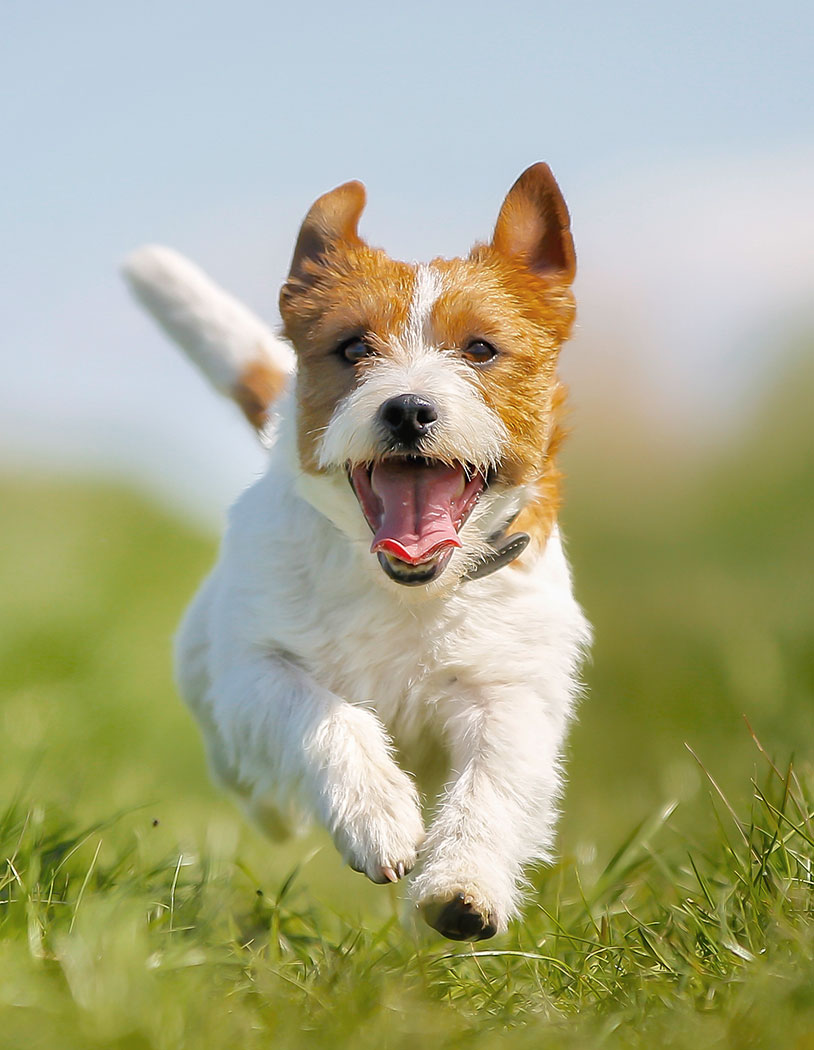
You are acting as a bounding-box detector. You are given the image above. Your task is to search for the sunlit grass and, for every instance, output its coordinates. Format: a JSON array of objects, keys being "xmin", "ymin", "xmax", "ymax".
[{"xmin": 3, "ymin": 740, "xmax": 814, "ymax": 1048}]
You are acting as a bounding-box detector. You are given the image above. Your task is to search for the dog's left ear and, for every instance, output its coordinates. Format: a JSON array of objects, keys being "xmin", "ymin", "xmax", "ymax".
[{"xmin": 492, "ymin": 163, "xmax": 576, "ymax": 284}]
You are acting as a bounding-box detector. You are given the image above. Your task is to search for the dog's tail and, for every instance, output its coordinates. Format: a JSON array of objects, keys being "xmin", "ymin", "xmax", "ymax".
[{"xmin": 122, "ymin": 245, "xmax": 295, "ymax": 432}]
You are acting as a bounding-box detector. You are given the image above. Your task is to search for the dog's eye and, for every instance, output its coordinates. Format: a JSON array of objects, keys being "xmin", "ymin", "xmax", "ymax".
[
  {"xmin": 462, "ymin": 340, "xmax": 498, "ymax": 365},
  {"xmin": 337, "ymin": 337, "xmax": 372, "ymax": 364}
]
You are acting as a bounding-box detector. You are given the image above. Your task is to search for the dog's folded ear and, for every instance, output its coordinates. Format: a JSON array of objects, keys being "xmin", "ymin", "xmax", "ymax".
[
  {"xmin": 282, "ymin": 181, "xmax": 367, "ymax": 296},
  {"xmin": 492, "ymin": 163, "xmax": 576, "ymax": 284}
]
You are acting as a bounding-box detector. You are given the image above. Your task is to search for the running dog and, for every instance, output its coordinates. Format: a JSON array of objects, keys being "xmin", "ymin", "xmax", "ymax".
[{"xmin": 123, "ymin": 163, "xmax": 590, "ymax": 941}]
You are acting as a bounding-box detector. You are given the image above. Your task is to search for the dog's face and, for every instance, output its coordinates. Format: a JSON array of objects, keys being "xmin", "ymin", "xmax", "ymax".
[{"xmin": 279, "ymin": 164, "xmax": 576, "ymax": 589}]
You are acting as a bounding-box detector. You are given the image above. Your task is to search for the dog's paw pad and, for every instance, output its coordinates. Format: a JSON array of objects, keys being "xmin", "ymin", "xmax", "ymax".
[{"xmin": 421, "ymin": 892, "xmax": 498, "ymax": 941}]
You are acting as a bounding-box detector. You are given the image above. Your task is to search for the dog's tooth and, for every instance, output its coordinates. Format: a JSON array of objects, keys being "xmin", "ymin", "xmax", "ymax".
[
  {"xmin": 381, "ymin": 866, "xmax": 399, "ymax": 883},
  {"xmin": 397, "ymin": 861, "xmax": 405, "ymax": 879}
]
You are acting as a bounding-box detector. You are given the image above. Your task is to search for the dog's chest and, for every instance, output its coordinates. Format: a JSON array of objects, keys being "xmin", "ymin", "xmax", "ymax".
[
  {"xmin": 272, "ymin": 552, "xmax": 476, "ymax": 742},
  {"xmin": 227, "ymin": 461, "xmax": 581, "ymax": 749}
]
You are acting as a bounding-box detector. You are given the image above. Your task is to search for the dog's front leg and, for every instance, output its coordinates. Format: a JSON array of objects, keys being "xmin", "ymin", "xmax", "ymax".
[
  {"xmin": 411, "ymin": 685, "xmax": 571, "ymax": 939},
  {"xmin": 209, "ymin": 655, "xmax": 425, "ymax": 883}
]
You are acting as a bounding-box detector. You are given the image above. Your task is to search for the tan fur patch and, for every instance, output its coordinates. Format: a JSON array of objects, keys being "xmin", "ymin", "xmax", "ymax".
[
  {"xmin": 510, "ymin": 383, "xmax": 568, "ymax": 555},
  {"xmin": 232, "ymin": 355, "xmax": 289, "ymax": 430}
]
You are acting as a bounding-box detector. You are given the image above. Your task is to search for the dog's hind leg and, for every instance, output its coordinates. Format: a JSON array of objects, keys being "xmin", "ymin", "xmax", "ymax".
[
  {"xmin": 174, "ymin": 574, "xmax": 241, "ymax": 795},
  {"xmin": 175, "ymin": 578, "xmax": 301, "ymax": 841}
]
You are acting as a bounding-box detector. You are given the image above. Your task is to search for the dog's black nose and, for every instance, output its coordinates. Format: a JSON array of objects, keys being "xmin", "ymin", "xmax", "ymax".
[{"xmin": 379, "ymin": 394, "xmax": 438, "ymax": 446}]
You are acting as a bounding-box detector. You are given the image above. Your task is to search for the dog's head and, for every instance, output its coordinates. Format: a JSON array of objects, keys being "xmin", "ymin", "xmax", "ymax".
[{"xmin": 279, "ymin": 164, "xmax": 576, "ymax": 590}]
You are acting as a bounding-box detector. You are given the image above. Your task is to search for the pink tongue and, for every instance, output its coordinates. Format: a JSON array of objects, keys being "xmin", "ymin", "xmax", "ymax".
[{"xmin": 370, "ymin": 460, "xmax": 464, "ymax": 564}]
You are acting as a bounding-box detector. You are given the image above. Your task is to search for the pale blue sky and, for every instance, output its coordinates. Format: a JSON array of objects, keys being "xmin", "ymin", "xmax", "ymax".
[
  {"xmin": 2, "ymin": 0, "xmax": 812, "ymax": 520},
  {"xmin": 4, "ymin": 0, "xmax": 811, "ymax": 248}
]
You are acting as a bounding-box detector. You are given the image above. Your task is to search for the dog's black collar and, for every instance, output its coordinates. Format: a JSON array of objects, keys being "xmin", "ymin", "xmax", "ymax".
[{"xmin": 462, "ymin": 521, "xmax": 530, "ymax": 582}]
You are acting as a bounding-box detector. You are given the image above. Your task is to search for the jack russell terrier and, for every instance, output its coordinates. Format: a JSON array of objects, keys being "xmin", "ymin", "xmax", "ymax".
[{"xmin": 123, "ymin": 163, "xmax": 590, "ymax": 941}]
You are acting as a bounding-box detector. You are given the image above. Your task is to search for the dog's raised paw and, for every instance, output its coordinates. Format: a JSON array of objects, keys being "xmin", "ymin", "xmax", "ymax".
[
  {"xmin": 420, "ymin": 892, "xmax": 498, "ymax": 941},
  {"xmin": 338, "ymin": 777, "xmax": 425, "ymax": 885}
]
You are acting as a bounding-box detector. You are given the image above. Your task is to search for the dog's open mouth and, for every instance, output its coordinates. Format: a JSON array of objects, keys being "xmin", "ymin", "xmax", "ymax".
[{"xmin": 349, "ymin": 457, "xmax": 487, "ymax": 585}]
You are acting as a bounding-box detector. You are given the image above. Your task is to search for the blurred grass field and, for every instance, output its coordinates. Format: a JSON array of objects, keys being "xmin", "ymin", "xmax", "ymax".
[{"xmin": 1, "ymin": 349, "xmax": 813, "ymax": 1048}]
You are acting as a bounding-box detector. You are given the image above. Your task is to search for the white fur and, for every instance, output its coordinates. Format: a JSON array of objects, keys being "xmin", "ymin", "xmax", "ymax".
[
  {"xmin": 405, "ymin": 263, "xmax": 444, "ymax": 346},
  {"xmin": 130, "ymin": 250, "xmax": 591, "ymax": 936}
]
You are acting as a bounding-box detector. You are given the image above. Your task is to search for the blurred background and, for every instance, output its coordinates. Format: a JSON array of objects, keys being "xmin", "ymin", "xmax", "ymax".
[{"xmin": 1, "ymin": 0, "xmax": 812, "ymax": 907}]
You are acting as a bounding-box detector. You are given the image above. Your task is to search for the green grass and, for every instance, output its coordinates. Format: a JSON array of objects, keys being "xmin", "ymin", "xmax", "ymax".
[
  {"xmin": 1, "ymin": 350, "xmax": 813, "ymax": 1047},
  {"xmin": 3, "ymin": 737, "xmax": 814, "ymax": 1048}
]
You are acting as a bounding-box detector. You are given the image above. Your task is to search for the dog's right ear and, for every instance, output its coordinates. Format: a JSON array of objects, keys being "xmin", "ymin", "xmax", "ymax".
[{"xmin": 281, "ymin": 181, "xmax": 367, "ymax": 300}]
